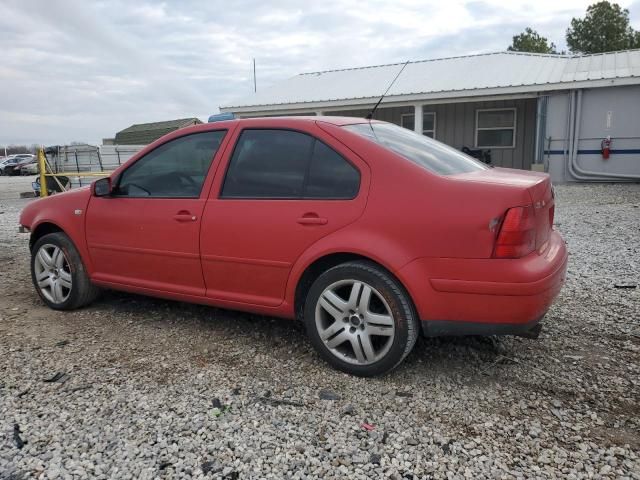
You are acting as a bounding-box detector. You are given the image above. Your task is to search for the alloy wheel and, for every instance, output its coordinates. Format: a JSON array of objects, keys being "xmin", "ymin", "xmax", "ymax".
[
  {"xmin": 315, "ymin": 279, "xmax": 395, "ymax": 365},
  {"xmin": 33, "ymin": 244, "xmax": 72, "ymax": 304}
]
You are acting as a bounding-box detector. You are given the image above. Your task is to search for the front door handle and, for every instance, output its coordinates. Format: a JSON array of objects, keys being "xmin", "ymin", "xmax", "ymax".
[
  {"xmin": 297, "ymin": 213, "xmax": 328, "ymax": 226},
  {"xmin": 174, "ymin": 210, "xmax": 197, "ymax": 222}
]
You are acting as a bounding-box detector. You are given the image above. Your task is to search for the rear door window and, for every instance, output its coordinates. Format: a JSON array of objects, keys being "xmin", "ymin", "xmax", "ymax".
[
  {"xmin": 221, "ymin": 129, "xmax": 311, "ymax": 199},
  {"xmin": 221, "ymin": 129, "xmax": 360, "ymax": 199}
]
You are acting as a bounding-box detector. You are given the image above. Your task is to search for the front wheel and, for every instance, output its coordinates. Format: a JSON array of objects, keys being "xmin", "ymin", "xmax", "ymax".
[
  {"xmin": 304, "ymin": 261, "xmax": 419, "ymax": 377},
  {"xmin": 31, "ymin": 232, "xmax": 100, "ymax": 310}
]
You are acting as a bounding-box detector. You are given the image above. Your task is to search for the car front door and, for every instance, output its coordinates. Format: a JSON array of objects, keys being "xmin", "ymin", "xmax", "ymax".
[
  {"xmin": 85, "ymin": 129, "xmax": 230, "ymax": 297},
  {"xmin": 200, "ymin": 125, "xmax": 369, "ymax": 307}
]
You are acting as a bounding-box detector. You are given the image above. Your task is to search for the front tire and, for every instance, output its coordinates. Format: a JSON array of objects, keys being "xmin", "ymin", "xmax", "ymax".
[
  {"xmin": 304, "ymin": 261, "xmax": 419, "ymax": 377},
  {"xmin": 31, "ymin": 232, "xmax": 100, "ymax": 310}
]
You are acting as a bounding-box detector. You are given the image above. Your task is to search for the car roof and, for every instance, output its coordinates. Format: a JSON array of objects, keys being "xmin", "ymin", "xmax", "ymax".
[
  {"xmin": 201, "ymin": 115, "xmax": 376, "ymax": 129},
  {"xmin": 138, "ymin": 115, "xmax": 386, "ymax": 153}
]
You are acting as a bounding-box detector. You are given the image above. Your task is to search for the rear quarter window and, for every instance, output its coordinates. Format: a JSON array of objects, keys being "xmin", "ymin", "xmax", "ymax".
[{"xmin": 305, "ymin": 140, "xmax": 360, "ymax": 199}]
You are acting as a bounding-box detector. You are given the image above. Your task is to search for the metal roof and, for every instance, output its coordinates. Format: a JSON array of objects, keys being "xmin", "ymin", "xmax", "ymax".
[
  {"xmin": 115, "ymin": 118, "xmax": 203, "ymax": 145},
  {"xmin": 221, "ymin": 50, "xmax": 640, "ymax": 112}
]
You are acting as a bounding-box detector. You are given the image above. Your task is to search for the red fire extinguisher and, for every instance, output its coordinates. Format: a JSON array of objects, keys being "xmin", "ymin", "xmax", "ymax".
[{"xmin": 601, "ymin": 136, "xmax": 612, "ymax": 159}]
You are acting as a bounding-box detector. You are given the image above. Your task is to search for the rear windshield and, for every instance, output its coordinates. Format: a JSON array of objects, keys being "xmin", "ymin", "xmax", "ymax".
[{"xmin": 344, "ymin": 122, "xmax": 488, "ymax": 175}]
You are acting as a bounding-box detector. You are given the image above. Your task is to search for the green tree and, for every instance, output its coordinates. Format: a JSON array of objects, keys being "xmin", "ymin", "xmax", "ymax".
[
  {"xmin": 566, "ymin": 1, "xmax": 640, "ymax": 53},
  {"xmin": 508, "ymin": 28, "xmax": 557, "ymax": 53}
]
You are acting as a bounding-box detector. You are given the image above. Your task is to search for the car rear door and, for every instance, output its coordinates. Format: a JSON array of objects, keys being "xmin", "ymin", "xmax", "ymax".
[
  {"xmin": 200, "ymin": 123, "xmax": 369, "ymax": 307},
  {"xmin": 85, "ymin": 129, "xmax": 231, "ymax": 296}
]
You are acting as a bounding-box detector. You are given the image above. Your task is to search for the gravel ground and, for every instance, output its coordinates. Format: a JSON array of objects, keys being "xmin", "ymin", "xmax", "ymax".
[{"xmin": 0, "ymin": 175, "xmax": 639, "ymax": 480}]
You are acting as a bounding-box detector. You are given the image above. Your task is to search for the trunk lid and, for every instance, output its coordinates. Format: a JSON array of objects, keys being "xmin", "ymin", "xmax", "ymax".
[{"xmin": 452, "ymin": 168, "xmax": 555, "ymax": 251}]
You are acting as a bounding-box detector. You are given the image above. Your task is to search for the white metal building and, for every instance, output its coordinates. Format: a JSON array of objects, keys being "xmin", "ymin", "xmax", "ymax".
[{"xmin": 220, "ymin": 50, "xmax": 640, "ymax": 182}]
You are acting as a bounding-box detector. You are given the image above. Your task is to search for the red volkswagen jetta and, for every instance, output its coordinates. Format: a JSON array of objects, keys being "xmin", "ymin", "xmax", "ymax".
[{"xmin": 19, "ymin": 117, "xmax": 567, "ymax": 376}]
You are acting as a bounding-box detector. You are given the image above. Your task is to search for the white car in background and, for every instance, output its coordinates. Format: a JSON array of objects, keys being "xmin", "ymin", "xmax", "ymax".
[{"xmin": 20, "ymin": 161, "xmax": 39, "ymax": 175}]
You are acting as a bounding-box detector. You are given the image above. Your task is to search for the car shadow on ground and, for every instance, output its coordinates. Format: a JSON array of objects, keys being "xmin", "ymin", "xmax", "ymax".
[{"xmin": 91, "ymin": 289, "xmax": 521, "ymax": 378}]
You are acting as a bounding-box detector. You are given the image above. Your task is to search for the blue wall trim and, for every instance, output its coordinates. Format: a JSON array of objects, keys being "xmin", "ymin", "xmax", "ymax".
[{"xmin": 544, "ymin": 149, "xmax": 640, "ymax": 155}]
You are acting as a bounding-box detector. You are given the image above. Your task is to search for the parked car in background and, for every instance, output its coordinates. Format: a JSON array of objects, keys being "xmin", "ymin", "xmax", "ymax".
[
  {"xmin": 19, "ymin": 117, "xmax": 568, "ymax": 376},
  {"xmin": 5, "ymin": 155, "xmax": 35, "ymax": 176},
  {"xmin": 0, "ymin": 156, "xmax": 21, "ymax": 175},
  {"xmin": 31, "ymin": 176, "xmax": 70, "ymax": 197},
  {"xmin": 19, "ymin": 161, "xmax": 39, "ymax": 175},
  {"xmin": 12, "ymin": 154, "xmax": 35, "ymax": 161}
]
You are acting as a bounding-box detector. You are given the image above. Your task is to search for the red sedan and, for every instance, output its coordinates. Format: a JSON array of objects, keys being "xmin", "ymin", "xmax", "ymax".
[{"xmin": 19, "ymin": 117, "xmax": 567, "ymax": 376}]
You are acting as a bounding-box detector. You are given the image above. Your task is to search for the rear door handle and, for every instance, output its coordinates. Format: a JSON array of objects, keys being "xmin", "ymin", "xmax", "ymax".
[
  {"xmin": 174, "ymin": 210, "xmax": 197, "ymax": 222},
  {"xmin": 297, "ymin": 213, "xmax": 328, "ymax": 226}
]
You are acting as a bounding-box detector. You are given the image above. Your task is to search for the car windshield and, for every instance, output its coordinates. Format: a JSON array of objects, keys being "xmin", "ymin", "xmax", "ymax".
[{"xmin": 344, "ymin": 122, "xmax": 488, "ymax": 175}]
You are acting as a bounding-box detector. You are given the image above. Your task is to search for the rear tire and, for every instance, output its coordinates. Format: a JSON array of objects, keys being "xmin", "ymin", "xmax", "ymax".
[
  {"xmin": 303, "ymin": 260, "xmax": 419, "ymax": 377},
  {"xmin": 31, "ymin": 232, "xmax": 100, "ymax": 310}
]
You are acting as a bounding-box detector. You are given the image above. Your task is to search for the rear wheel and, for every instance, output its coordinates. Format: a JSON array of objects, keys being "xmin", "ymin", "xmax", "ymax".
[
  {"xmin": 304, "ymin": 261, "xmax": 419, "ymax": 377},
  {"xmin": 31, "ymin": 232, "xmax": 100, "ymax": 310}
]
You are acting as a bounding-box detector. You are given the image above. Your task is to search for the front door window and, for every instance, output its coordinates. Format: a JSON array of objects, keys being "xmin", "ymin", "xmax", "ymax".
[{"xmin": 116, "ymin": 130, "xmax": 226, "ymax": 198}]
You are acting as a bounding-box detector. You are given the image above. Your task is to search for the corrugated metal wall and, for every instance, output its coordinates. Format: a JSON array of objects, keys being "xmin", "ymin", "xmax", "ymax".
[
  {"xmin": 326, "ymin": 98, "xmax": 537, "ymax": 170},
  {"xmin": 546, "ymin": 85, "xmax": 640, "ymax": 182},
  {"xmin": 324, "ymin": 106, "xmax": 413, "ymax": 125}
]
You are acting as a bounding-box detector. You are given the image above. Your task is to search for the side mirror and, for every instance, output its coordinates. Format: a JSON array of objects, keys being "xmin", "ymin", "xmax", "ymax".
[{"xmin": 93, "ymin": 177, "xmax": 112, "ymax": 197}]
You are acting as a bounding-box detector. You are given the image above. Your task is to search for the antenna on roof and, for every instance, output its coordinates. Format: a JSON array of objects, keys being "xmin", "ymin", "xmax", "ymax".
[
  {"xmin": 253, "ymin": 58, "xmax": 257, "ymax": 93},
  {"xmin": 366, "ymin": 60, "xmax": 410, "ymax": 119}
]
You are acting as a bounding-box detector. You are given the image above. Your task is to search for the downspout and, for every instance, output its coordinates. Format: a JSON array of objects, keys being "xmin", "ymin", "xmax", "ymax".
[
  {"xmin": 565, "ymin": 91, "xmax": 575, "ymax": 181},
  {"xmin": 567, "ymin": 89, "xmax": 640, "ymax": 181},
  {"xmin": 534, "ymin": 95, "xmax": 548, "ymax": 169},
  {"xmin": 544, "ymin": 136, "xmax": 551, "ymax": 173},
  {"xmin": 534, "ymin": 97, "xmax": 542, "ymax": 165},
  {"xmin": 541, "ymin": 97, "xmax": 548, "ymax": 170}
]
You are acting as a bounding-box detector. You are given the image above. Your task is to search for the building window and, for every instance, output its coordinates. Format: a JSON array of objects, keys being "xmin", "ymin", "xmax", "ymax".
[
  {"xmin": 475, "ymin": 108, "xmax": 516, "ymax": 148},
  {"xmin": 400, "ymin": 111, "xmax": 436, "ymax": 138},
  {"xmin": 400, "ymin": 113, "xmax": 414, "ymax": 131},
  {"xmin": 422, "ymin": 112, "xmax": 436, "ymax": 138}
]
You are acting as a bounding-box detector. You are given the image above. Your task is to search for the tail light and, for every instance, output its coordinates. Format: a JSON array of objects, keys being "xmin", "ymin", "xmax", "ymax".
[{"xmin": 493, "ymin": 206, "xmax": 536, "ymax": 259}]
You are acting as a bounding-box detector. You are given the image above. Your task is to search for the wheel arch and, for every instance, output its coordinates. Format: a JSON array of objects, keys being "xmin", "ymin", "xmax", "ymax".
[
  {"xmin": 292, "ymin": 251, "xmax": 417, "ymax": 323},
  {"xmin": 29, "ymin": 221, "xmax": 65, "ymax": 251}
]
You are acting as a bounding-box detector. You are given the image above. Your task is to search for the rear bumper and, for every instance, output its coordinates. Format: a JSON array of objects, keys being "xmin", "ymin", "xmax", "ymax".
[{"xmin": 399, "ymin": 230, "xmax": 568, "ymax": 332}]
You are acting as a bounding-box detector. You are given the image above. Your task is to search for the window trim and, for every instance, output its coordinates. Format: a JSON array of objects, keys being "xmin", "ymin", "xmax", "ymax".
[
  {"xmin": 219, "ymin": 127, "xmax": 361, "ymax": 201},
  {"xmin": 113, "ymin": 129, "xmax": 227, "ymax": 199},
  {"xmin": 475, "ymin": 107, "xmax": 517, "ymax": 149},
  {"xmin": 400, "ymin": 111, "xmax": 437, "ymax": 138}
]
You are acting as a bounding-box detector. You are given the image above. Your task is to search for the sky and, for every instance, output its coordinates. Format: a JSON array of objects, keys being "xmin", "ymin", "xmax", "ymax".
[{"xmin": 1, "ymin": 0, "xmax": 639, "ymax": 146}]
